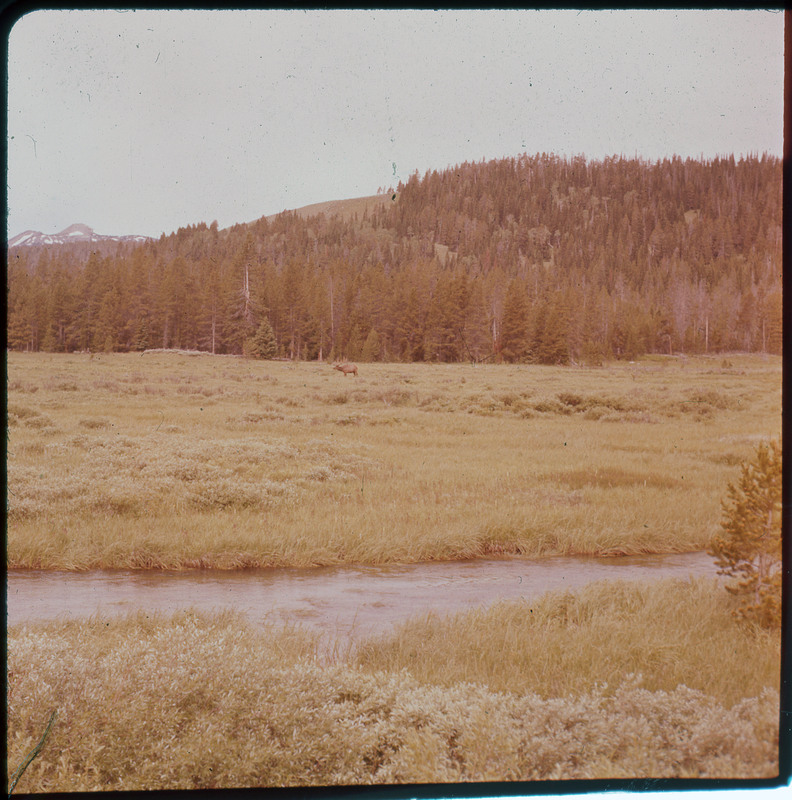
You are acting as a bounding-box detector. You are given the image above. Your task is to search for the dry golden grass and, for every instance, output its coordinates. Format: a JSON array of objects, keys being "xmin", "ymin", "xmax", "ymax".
[
  {"xmin": 7, "ymin": 353, "xmax": 781, "ymax": 790},
  {"xmin": 7, "ymin": 351, "xmax": 782, "ymax": 569},
  {"xmin": 7, "ymin": 579, "xmax": 780, "ymax": 791},
  {"xmin": 354, "ymin": 577, "xmax": 780, "ymax": 707},
  {"xmin": 266, "ymin": 192, "xmax": 392, "ymax": 223}
]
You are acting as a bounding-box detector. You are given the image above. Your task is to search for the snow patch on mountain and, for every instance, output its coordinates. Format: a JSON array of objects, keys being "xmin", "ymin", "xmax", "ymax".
[{"xmin": 8, "ymin": 224, "xmax": 151, "ymax": 247}]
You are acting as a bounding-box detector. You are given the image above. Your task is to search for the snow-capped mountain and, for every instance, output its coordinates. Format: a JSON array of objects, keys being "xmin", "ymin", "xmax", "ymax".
[{"xmin": 8, "ymin": 223, "xmax": 151, "ymax": 247}]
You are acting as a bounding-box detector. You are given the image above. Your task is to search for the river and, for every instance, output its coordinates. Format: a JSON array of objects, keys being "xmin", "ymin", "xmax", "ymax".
[{"xmin": 7, "ymin": 551, "xmax": 718, "ymax": 646}]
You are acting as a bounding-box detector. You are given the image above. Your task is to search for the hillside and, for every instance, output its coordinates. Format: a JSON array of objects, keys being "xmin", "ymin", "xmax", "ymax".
[
  {"xmin": 265, "ymin": 193, "xmax": 396, "ymax": 224},
  {"xmin": 7, "ymin": 153, "xmax": 782, "ymax": 361}
]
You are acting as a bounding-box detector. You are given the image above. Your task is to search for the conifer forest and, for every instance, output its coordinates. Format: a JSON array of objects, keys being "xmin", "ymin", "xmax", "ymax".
[{"xmin": 7, "ymin": 153, "xmax": 782, "ymax": 363}]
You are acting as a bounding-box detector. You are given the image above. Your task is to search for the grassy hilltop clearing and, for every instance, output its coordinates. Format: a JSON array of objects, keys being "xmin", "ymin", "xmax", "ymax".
[{"xmin": 7, "ymin": 350, "xmax": 781, "ymax": 571}]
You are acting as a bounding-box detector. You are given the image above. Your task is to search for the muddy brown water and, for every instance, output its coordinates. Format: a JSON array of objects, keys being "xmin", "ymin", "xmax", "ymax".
[{"xmin": 7, "ymin": 552, "xmax": 718, "ymax": 647}]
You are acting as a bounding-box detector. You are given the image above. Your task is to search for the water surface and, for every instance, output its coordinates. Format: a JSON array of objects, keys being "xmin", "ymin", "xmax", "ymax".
[{"xmin": 7, "ymin": 551, "xmax": 718, "ymax": 645}]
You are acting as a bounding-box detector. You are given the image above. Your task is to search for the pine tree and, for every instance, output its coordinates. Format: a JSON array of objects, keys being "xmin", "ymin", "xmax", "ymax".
[
  {"xmin": 7, "ymin": 265, "xmax": 35, "ymax": 350},
  {"xmin": 224, "ymin": 236, "xmax": 261, "ymax": 354},
  {"xmin": 361, "ymin": 328, "xmax": 381, "ymax": 362},
  {"xmin": 132, "ymin": 313, "xmax": 152, "ymax": 352},
  {"xmin": 7, "ymin": 305, "xmax": 30, "ymax": 350},
  {"xmin": 462, "ymin": 278, "xmax": 493, "ymax": 362},
  {"xmin": 396, "ymin": 284, "xmax": 426, "ymax": 361},
  {"xmin": 708, "ymin": 440, "xmax": 782, "ymax": 628},
  {"xmin": 764, "ymin": 290, "xmax": 782, "ymax": 355},
  {"xmin": 92, "ymin": 288, "xmax": 121, "ymax": 352},
  {"xmin": 246, "ymin": 317, "xmax": 277, "ymax": 359},
  {"xmin": 534, "ymin": 291, "xmax": 570, "ymax": 365},
  {"xmin": 345, "ymin": 322, "xmax": 365, "ymax": 362},
  {"xmin": 4, "ymin": 153, "xmax": 782, "ymax": 360},
  {"xmin": 45, "ymin": 267, "xmax": 76, "ymax": 352},
  {"xmin": 499, "ymin": 279, "xmax": 529, "ymax": 362}
]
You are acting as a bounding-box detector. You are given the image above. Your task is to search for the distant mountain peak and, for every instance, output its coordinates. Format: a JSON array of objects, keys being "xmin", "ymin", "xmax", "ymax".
[
  {"xmin": 59, "ymin": 223, "xmax": 95, "ymax": 237},
  {"xmin": 8, "ymin": 224, "xmax": 151, "ymax": 247}
]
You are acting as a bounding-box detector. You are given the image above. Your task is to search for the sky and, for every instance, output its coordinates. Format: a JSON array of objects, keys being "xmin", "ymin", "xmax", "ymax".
[{"xmin": 6, "ymin": 8, "xmax": 785, "ymax": 240}]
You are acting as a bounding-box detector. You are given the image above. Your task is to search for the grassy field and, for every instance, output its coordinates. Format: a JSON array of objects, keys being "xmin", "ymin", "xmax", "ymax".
[
  {"xmin": 7, "ymin": 353, "xmax": 781, "ymax": 789},
  {"xmin": 266, "ymin": 192, "xmax": 392, "ymax": 223},
  {"xmin": 7, "ymin": 351, "xmax": 781, "ymax": 570},
  {"xmin": 7, "ymin": 578, "xmax": 781, "ymax": 790}
]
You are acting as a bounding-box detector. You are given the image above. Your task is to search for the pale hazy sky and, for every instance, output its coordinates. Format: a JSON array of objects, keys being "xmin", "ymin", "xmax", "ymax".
[{"xmin": 6, "ymin": 8, "xmax": 785, "ymax": 239}]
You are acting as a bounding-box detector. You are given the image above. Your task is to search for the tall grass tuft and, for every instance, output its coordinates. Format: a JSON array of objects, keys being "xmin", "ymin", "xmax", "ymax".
[{"xmin": 354, "ymin": 578, "xmax": 780, "ymax": 707}]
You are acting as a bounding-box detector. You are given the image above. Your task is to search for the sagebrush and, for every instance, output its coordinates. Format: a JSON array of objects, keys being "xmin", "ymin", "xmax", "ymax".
[{"xmin": 7, "ymin": 579, "xmax": 780, "ymax": 791}]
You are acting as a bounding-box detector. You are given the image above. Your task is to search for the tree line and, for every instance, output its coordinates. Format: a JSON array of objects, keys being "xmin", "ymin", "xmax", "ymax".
[{"xmin": 6, "ymin": 152, "xmax": 782, "ymax": 363}]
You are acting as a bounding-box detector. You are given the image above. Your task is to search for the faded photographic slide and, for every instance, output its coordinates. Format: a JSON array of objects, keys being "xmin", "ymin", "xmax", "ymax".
[{"xmin": 6, "ymin": 8, "xmax": 785, "ymax": 796}]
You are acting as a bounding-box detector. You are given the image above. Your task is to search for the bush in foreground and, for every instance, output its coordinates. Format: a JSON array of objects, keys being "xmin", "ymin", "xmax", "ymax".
[
  {"xmin": 709, "ymin": 439, "xmax": 782, "ymax": 628},
  {"xmin": 7, "ymin": 580, "xmax": 780, "ymax": 791}
]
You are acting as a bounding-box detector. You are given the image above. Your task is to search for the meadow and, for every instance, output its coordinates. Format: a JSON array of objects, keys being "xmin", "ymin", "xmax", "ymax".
[
  {"xmin": 6, "ymin": 350, "xmax": 782, "ymax": 570},
  {"xmin": 6, "ymin": 351, "xmax": 783, "ymax": 789}
]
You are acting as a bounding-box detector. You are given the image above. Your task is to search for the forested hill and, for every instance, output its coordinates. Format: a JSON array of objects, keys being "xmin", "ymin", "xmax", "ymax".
[{"xmin": 7, "ymin": 153, "xmax": 782, "ymax": 362}]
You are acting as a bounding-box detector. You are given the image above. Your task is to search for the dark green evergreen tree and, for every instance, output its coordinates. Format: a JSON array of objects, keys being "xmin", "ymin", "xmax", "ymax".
[
  {"xmin": 5, "ymin": 153, "xmax": 782, "ymax": 361},
  {"xmin": 361, "ymin": 328, "xmax": 381, "ymax": 362},
  {"xmin": 246, "ymin": 317, "xmax": 278, "ymax": 359},
  {"xmin": 499, "ymin": 279, "xmax": 529, "ymax": 362},
  {"xmin": 132, "ymin": 312, "xmax": 151, "ymax": 352}
]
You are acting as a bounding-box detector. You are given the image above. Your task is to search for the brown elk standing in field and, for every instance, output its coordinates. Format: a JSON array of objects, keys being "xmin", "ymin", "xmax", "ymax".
[{"xmin": 332, "ymin": 362, "xmax": 358, "ymax": 377}]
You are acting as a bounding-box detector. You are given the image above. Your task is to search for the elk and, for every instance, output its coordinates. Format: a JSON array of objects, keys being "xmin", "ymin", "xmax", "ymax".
[{"xmin": 332, "ymin": 362, "xmax": 358, "ymax": 377}]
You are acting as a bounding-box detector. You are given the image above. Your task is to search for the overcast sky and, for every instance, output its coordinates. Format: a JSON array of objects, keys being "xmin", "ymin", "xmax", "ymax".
[{"xmin": 6, "ymin": 8, "xmax": 785, "ymax": 239}]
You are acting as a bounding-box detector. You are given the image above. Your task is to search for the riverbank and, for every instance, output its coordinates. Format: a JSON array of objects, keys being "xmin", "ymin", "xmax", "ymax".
[
  {"xmin": 6, "ymin": 551, "xmax": 719, "ymax": 643},
  {"xmin": 7, "ymin": 578, "xmax": 780, "ymax": 790},
  {"xmin": 7, "ymin": 353, "xmax": 781, "ymax": 571}
]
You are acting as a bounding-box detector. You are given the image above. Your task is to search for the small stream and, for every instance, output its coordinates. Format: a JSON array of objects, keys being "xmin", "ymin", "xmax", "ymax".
[{"xmin": 7, "ymin": 551, "xmax": 718, "ymax": 646}]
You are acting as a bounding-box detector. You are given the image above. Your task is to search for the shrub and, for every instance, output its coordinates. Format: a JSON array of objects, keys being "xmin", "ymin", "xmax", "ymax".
[
  {"xmin": 6, "ymin": 610, "xmax": 781, "ymax": 790},
  {"xmin": 557, "ymin": 392, "xmax": 585, "ymax": 407},
  {"xmin": 709, "ymin": 440, "xmax": 782, "ymax": 628},
  {"xmin": 532, "ymin": 398, "xmax": 567, "ymax": 414}
]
